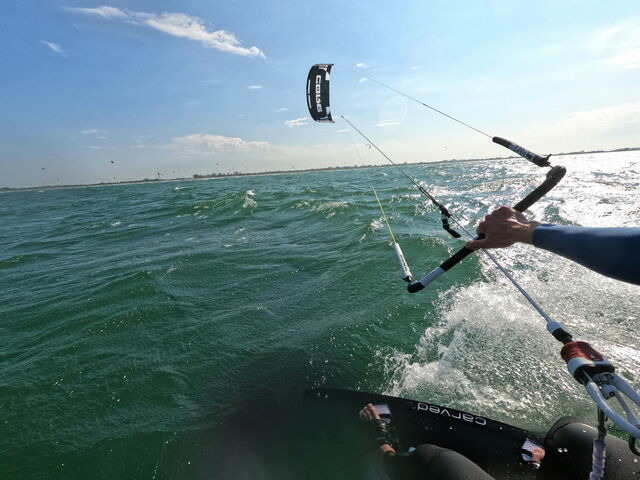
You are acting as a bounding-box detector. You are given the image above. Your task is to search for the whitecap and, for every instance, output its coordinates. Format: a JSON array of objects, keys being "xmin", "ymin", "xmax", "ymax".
[
  {"xmin": 242, "ymin": 194, "xmax": 257, "ymax": 209},
  {"xmin": 370, "ymin": 218, "xmax": 384, "ymax": 231}
]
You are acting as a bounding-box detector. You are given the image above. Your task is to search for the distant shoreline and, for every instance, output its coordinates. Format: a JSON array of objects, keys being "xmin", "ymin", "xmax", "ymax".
[{"xmin": 2, "ymin": 146, "xmax": 638, "ymax": 193}]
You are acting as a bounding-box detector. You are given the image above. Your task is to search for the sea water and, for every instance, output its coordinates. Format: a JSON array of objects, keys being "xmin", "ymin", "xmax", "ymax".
[{"xmin": 1, "ymin": 151, "xmax": 638, "ymax": 478}]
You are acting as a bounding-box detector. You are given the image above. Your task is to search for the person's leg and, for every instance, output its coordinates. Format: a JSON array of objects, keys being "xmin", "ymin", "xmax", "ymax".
[
  {"xmin": 359, "ymin": 403, "xmax": 496, "ymax": 480},
  {"xmin": 412, "ymin": 444, "xmax": 495, "ymax": 480}
]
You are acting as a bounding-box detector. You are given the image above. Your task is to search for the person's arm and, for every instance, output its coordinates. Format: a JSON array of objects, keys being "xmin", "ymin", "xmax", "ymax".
[
  {"xmin": 466, "ymin": 206, "xmax": 640, "ymax": 285},
  {"xmin": 532, "ymin": 225, "xmax": 640, "ymax": 285}
]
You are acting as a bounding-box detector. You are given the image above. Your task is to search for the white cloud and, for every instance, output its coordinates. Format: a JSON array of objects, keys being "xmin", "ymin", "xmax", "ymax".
[
  {"xmin": 554, "ymin": 102, "xmax": 640, "ymax": 135},
  {"xmin": 131, "ymin": 134, "xmax": 154, "ymax": 142},
  {"xmin": 596, "ymin": 22, "xmax": 640, "ymax": 70},
  {"xmin": 356, "ymin": 62, "xmax": 368, "ymax": 68},
  {"xmin": 70, "ymin": 6, "xmax": 127, "ymax": 19},
  {"xmin": 88, "ymin": 145, "xmax": 117, "ymax": 150},
  {"xmin": 247, "ymin": 85, "xmax": 263, "ymax": 90},
  {"xmin": 527, "ymin": 102, "xmax": 640, "ymax": 150},
  {"xmin": 162, "ymin": 132, "xmax": 358, "ymax": 174},
  {"xmin": 275, "ymin": 107, "xmax": 288, "ymax": 112},
  {"xmin": 82, "ymin": 128, "xmax": 110, "ymax": 135},
  {"xmin": 597, "ymin": 26, "xmax": 623, "ymax": 42},
  {"xmin": 358, "ymin": 78, "xmax": 368, "ymax": 83},
  {"xmin": 410, "ymin": 66, "xmax": 420, "ymax": 71},
  {"xmin": 284, "ymin": 118, "xmax": 308, "ymax": 127},
  {"xmin": 41, "ymin": 41, "xmax": 66, "ymax": 56},
  {"xmin": 129, "ymin": 135, "xmax": 156, "ymax": 149},
  {"xmin": 67, "ymin": 6, "xmax": 265, "ymax": 58},
  {"xmin": 169, "ymin": 134, "xmax": 269, "ymax": 154},
  {"xmin": 606, "ymin": 48, "xmax": 640, "ymax": 70}
]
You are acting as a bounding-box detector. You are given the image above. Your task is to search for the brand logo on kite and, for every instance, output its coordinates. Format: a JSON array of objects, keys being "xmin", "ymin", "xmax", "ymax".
[
  {"xmin": 416, "ymin": 402, "xmax": 487, "ymax": 426},
  {"xmin": 315, "ymin": 75, "xmax": 323, "ymax": 112}
]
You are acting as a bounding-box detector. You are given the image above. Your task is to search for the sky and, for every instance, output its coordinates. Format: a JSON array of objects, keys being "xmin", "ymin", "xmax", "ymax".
[{"xmin": 1, "ymin": 0, "xmax": 639, "ymax": 188}]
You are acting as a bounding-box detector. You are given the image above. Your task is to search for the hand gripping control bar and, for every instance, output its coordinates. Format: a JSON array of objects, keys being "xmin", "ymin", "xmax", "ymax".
[{"xmin": 408, "ymin": 165, "xmax": 566, "ymax": 293}]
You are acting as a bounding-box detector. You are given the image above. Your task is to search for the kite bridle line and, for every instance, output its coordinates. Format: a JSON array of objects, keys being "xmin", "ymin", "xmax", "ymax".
[{"xmin": 307, "ymin": 64, "xmax": 640, "ymax": 458}]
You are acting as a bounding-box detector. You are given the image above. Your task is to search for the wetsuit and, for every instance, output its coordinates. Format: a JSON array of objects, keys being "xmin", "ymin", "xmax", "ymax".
[
  {"xmin": 533, "ymin": 225, "xmax": 640, "ymax": 285},
  {"xmin": 384, "ymin": 445, "xmax": 496, "ymax": 480}
]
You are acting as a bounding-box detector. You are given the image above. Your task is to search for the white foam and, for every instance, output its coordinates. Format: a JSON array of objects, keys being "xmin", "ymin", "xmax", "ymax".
[
  {"xmin": 242, "ymin": 191, "xmax": 257, "ymax": 209},
  {"xmin": 311, "ymin": 201, "xmax": 349, "ymax": 218},
  {"xmin": 383, "ymin": 277, "xmax": 605, "ymax": 424}
]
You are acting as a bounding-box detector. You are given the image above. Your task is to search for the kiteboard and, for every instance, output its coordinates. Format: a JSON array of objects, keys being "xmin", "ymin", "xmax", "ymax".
[{"xmin": 304, "ymin": 387, "xmax": 639, "ymax": 480}]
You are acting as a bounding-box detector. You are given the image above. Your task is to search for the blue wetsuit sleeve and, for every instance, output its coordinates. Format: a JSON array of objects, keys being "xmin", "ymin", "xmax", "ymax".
[{"xmin": 532, "ymin": 225, "xmax": 640, "ymax": 285}]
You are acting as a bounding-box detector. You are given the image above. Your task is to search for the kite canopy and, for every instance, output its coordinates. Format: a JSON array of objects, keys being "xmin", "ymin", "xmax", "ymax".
[{"xmin": 306, "ymin": 64, "xmax": 334, "ymax": 123}]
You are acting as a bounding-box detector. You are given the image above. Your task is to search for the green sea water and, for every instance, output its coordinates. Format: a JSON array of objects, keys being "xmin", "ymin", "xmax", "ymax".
[{"xmin": 1, "ymin": 152, "xmax": 639, "ymax": 479}]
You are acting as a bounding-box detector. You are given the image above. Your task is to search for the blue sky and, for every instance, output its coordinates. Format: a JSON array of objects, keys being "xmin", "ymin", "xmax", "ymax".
[{"xmin": 1, "ymin": 1, "xmax": 639, "ymax": 187}]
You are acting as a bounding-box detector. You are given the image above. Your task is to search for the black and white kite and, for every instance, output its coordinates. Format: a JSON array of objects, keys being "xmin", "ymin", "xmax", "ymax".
[{"xmin": 306, "ymin": 64, "xmax": 334, "ymax": 123}]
